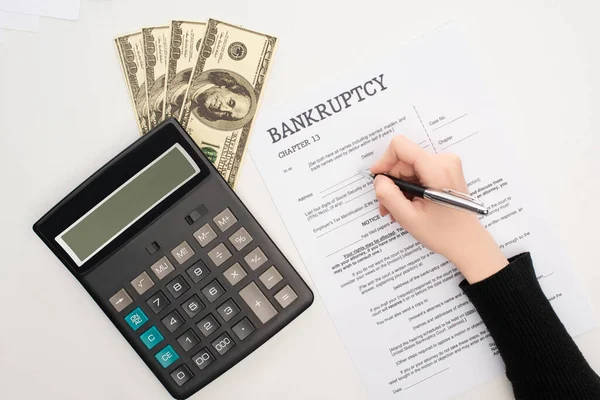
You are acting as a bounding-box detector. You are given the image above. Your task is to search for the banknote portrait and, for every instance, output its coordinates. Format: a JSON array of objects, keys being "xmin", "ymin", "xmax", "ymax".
[
  {"xmin": 187, "ymin": 70, "xmax": 257, "ymax": 131},
  {"xmin": 164, "ymin": 68, "xmax": 193, "ymax": 121}
]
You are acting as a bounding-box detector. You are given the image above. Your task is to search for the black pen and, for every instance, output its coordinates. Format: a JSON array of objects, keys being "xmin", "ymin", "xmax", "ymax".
[{"xmin": 360, "ymin": 170, "xmax": 488, "ymax": 215}]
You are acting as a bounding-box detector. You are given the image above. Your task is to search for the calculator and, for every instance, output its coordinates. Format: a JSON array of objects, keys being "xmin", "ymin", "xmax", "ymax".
[{"xmin": 33, "ymin": 119, "xmax": 313, "ymax": 399}]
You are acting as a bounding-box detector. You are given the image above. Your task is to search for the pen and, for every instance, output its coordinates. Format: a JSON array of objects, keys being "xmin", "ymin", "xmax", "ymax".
[{"xmin": 360, "ymin": 170, "xmax": 488, "ymax": 215}]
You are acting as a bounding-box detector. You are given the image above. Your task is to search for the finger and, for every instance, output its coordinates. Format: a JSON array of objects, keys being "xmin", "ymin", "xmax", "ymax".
[
  {"xmin": 378, "ymin": 204, "xmax": 389, "ymax": 217},
  {"xmin": 371, "ymin": 135, "xmax": 429, "ymax": 174},
  {"xmin": 374, "ymin": 175, "xmax": 418, "ymax": 228},
  {"xmin": 388, "ymin": 161, "xmax": 416, "ymax": 180}
]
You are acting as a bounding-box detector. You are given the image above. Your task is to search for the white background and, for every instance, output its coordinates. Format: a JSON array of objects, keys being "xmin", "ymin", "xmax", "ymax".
[{"xmin": 0, "ymin": 1, "xmax": 598, "ymax": 399}]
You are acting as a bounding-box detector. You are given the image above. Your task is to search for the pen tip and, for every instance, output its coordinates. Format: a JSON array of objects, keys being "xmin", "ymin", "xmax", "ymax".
[{"xmin": 359, "ymin": 169, "xmax": 375, "ymax": 180}]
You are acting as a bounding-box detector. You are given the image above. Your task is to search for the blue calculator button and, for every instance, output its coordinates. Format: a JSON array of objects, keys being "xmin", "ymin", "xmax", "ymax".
[
  {"xmin": 125, "ymin": 307, "xmax": 148, "ymax": 331},
  {"xmin": 155, "ymin": 345, "xmax": 180, "ymax": 368},
  {"xmin": 140, "ymin": 326, "xmax": 164, "ymax": 350}
]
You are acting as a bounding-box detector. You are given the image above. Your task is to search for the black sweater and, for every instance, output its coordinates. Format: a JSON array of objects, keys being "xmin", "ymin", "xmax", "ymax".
[{"xmin": 459, "ymin": 253, "xmax": 600, "ymax": 399}]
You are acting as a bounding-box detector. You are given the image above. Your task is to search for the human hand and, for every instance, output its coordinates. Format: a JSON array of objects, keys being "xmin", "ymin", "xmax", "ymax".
[{"xmin": 371, "ymin": 135, "xmax": 507, "ymax": 283}]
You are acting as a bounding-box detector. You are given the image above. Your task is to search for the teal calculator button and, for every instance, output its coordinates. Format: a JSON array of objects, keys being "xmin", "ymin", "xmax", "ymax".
[
  {"xmin": 155, "ymin": 345, "xmax": 180, "ymax": 368},
  {"xmin": 125, "ymin": 307, "xmax": 148, "ymax": 331},
  {"xmin": 140, "ymin": 326, "xmax": 164, "ymax": 349}
]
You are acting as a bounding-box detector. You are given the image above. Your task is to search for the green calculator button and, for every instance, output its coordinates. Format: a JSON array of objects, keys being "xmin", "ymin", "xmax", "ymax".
[
  {"xmin": 125, "ymin": 307, "xmax": 148, "ymax": 331},
  {"xmin": 140, "ymin": 326, "xmax": 163, "ymax": 350},
  {"xmin": 155, "ymin": 345, "xmax": 179, "ymax": 368}
]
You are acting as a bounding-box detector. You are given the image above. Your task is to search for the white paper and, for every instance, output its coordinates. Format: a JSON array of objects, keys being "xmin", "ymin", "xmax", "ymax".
[
  {"xmin": 0, "ymin": 29, "xmax": 4, "ymax": 43},
  {"xmin": 249, "ymin": 24, "xmax": 595, "ymax": 400},
  {"xmin": 0, "ymin": 0, "xmax": 80, "ymax": 21},
  {"xmin": 0, "ymin": 11, "xmax": 38, "ymax": 32}
]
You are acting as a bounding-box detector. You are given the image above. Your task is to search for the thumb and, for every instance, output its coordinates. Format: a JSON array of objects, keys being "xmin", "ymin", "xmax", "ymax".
[{"xmin": 373, "ymin": 175, "xmax": 418, "ymax": 228}]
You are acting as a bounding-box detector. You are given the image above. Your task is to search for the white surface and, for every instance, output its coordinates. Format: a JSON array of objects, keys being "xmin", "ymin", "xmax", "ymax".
[
  {"xmin": 0, "ymin": 28, "xmax": 4, "ymax": 43},
  {"xmin": 0, "ymin": 0, "xmax": 80, "ymax": 21},
  {"xmin": 0, "ymin": 10, "xmax": 38, "ymax": 32},
  {"xmin": 0, "ymin": 1, "xmax": 598, "ymax": 400}
]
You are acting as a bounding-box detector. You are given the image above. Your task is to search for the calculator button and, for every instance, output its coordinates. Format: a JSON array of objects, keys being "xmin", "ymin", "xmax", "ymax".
[
  {"xmin": 186, "ymin": 260, "xmax": 209, "ymax": 283},
  {"xmin": 149, "ymin": 256, "xmax": 175, "ymax": 280},
  {"xmin": 185, "ymin": 204, "xmax": 208, "ymax": 225},
  {"xmin": 193, "ymin": 223, "xmax": 217, "ymax": 247},
  {"xmin": 146, "ymin": 291, "xmax": 169, "ymax": 314},
  {"xmin": 202, "ymin": 280, "xmax": 225, "ymax": 303},
  {"xmin": 131, "ymin": 271, "xmax": 155, "ymax": 295},
  {"xmin": 207, "ymin": 243, "xmax": 232, "ymax": 267},
  {"xmin": 243, "ymin": 247, "xmax": 268, "ymax": 270},
  {"xmin": 181, "ymin": 295, "xmax": 204, "ymax": 318},
  {"xmin": 155, "ymin": 345, "xmax": 179, "ymax": 368},
  {"xmin": 228, "ymin": 227, "xmax": 253, "ymax": 251},
  {"xmin": 161, "ymin": 310, "xmax": 185, "ymax": 333},
  {"xmin": 239, "ymin": 282, "xmax": 278, "ymax": 324},
  {"xmin": 177, "ymin": 329, "xmax": 200, "ymax": 352},
  {"xmin": 166, "ymin": 276, "xmax": 190, "ymax": 299},
  {"xmin": 216, "ymin": 299, "xmax": 240, "ymax": 322},
  {"xmin": 232, "ymin": 318, "xmax": 255, "ymax": 341},
  {"xmin": 140, "ymin": 326, "xmax": 164, "ymax": 350},
  {"xmin": 171, "ymin": 241, "xmax": 195, "ymax": 265},
  {"xmin": 125, "ymin": 307, "xmax": 149, "ymax": 331},
  {"xmin": 275, "ymin": 285, "xmax": 299, "ymax": 308},
  {"xmin": 213, "ymin": 208, "xmax": 238, "ymax": 232},
  {"xmin": 223, "ymin": 262, "xmax": 247, "ymax": 286},
  {"xmin": 171, "ymin": 364, "xmax": 193, "ymax": 387},
  {"xmin": 259, "ymin": 266, "xmax": 283, "ymax": 290},
  {"xmin": 197, "ymin": 314, "xmax": 220, "ymax": 337},
  {"xmin": 109, "ymin": 289, "xmax": 133, "ymax": 312},
  {"xmin": 145, "ymin": 241, "xmax": 160, "ymax": 255},
  {"xmin": 192, "ymin": 348, "xmax": 215, "ymax": 370},
  {"xmin": 212, "ymin": 333, "xmax": 235, "ymax": 356}
]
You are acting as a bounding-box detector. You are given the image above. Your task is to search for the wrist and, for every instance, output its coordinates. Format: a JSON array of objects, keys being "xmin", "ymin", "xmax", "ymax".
[{"xmin": 445, "ymin": 224, "xmax": 508, "ymax": 284}]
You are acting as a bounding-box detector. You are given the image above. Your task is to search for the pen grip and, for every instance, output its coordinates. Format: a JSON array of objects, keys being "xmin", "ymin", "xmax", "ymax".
[{"xmin": 380, "ymin": 174, "xmax": 426, "ymax": 198}]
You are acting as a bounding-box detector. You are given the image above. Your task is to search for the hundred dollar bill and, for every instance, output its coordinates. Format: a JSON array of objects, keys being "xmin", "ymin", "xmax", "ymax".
[
  {"xmin": 142, "ymin": 26, "xmax": 169, "ymax": 130},
  {"xmin": 163, "ymin": 20, "xmax": 206, "ymax": 121},
  {"xmin": 115, "ymin": 32, "xmax": 149, "ymax": 135},
  {"xmin": 180, "ymin": 19, "xmax": 277, "ymax": 187}
]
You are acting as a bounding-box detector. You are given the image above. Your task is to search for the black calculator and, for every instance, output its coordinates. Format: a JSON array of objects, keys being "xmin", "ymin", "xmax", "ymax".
[{"xmin": 33, "ymin": 119, "xmax": 313, "ymax": 399}]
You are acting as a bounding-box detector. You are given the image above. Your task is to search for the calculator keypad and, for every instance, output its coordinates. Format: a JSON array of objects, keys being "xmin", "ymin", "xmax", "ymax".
[{"xmin": 106, "ymin": 205, "xmax": 310, "ymax": 395}]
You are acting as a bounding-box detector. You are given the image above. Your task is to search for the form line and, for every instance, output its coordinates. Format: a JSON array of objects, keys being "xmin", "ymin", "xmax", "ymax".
[
  {"xmin": 320, "ymin": 174, "xmax": 361, "ymax": 194},
  {"xmin": 403, "ymin": 368, "xmax": 450, "ymax": 391},
  {"xmin": 322, "ymin": 177, "xmax": 364, "ymax": 198},
  {"xmin": 344, "ymin": 188, "xmax": 375, "ymax": 204},
  {"xmin": 433, "ymin": 113, "xmax": 468, "ymax": 131},
  {"xmin": 441, "ymin": 131, "xmax": 480, "ymax": 150},
  {"xmin": 316, "ymin": 207, "xmax": 378, "ymax": 238},
  {"xmin": 326, "ymin": 238, "xmax": 363, "ymax": 257}
]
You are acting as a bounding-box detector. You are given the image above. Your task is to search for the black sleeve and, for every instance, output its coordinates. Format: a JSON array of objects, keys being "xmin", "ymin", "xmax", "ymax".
[{"xmin": 459, "ymin": 252, "xmax": 600, "ymax": 400}]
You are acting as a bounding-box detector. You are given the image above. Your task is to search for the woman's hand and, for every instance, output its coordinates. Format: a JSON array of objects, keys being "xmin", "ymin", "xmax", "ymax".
[{"xmin": 371, "ymin": 135, "xmax": 508, "ymax": 283}]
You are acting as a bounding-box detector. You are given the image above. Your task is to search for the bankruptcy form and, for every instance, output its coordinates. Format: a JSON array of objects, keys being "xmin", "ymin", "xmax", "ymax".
[{"xmin": 249, "ymin": 25, "xmax": 595, "ymax": 399}]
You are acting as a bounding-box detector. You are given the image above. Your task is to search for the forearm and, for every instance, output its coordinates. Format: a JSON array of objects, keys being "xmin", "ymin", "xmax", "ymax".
[{"xmin": 459, "ymin": 253, "xmax": 600, "ymax": 399}]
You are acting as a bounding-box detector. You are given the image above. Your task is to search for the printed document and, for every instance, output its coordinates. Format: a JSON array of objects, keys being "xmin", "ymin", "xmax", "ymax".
[{"xmin": 249, "ymin": 25, "xmax": 595, "ymax": 399}]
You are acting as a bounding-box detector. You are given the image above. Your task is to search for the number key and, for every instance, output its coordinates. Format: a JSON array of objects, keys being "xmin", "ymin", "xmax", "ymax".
[
  {"xmin": 146, "ymin": 291, "xmax": 169, "ymax": 314},
  {"xmin": 201, "ymin": 280, "xmax": 225, "ymax": 303},
  {"xmin": 161, "ymin": 310, "xmax": 184, "ymax": 333},
  {"xmin": 186, "ymin": 260, "xmax": 209, "ymax": 284},
  {"xmin": 212, "ymin": 333, "xmax": 235, "ymax": 356},
  {"xmin": 176, "ymin": 329, "xmax": 200, "ymax": 352},
  {"xmin": 181, "ymin": 295, "xmax": 204, "ymax": 318},
  {"xmin": 216, "ymin": 299, "xmax": 240, "ymax": 322},
  {"xmin": 196, "ymin": 314, "xmax": 220, "ymax": 337},
  {"xmin": 192, "ymin": 348, "xmax": 215, "ymax": 371},
  {"xmin": 166, "ymin": 276, "xmax": 189, "ymax": 299}
]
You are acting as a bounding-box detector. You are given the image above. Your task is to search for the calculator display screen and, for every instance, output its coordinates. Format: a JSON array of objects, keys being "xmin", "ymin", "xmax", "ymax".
[{"xmin": 56, "ymin": 144, "xmax": 200, "ymax": 266}]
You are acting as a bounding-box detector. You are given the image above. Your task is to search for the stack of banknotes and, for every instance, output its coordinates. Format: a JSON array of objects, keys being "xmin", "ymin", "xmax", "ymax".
[{"xmin": 115, "ymin": 19, "xmax": 277, "ymax": 187}]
